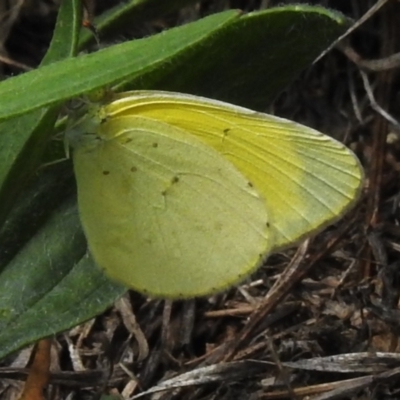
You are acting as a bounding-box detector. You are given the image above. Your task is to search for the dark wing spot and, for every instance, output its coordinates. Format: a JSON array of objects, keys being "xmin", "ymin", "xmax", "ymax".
[
  {"xmin": 152, "ymin": 142, "xmax": 158, "ymax": 148},
  {"xmin": 102, "ymin": 170, "xmax": 110, "ymax": 175},
  {"xmin": 247, "ymin": 181, "xmax": 254, "ymax": 188},
  {"xmin": 124, "ymin": 138, "xmax": 133, "ymax": 144},
  {"xmin": 266, "ymin": 222, "xmax": 270, "ymax": 228},
  {"xmin": 223, "ymin": 128, "xmax": 231, "ymax": 134},
  {"xmin": 131, "ymin": 166, "xmax": 137, "ymax": 172},
  {"xmin": 171, "ymin": 176, "xmax": 179, "ymax": 184}
]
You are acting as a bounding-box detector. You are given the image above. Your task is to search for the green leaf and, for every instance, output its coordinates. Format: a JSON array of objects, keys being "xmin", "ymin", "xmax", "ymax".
[
  {"xmin": 0, "ymin": 198, "xmax": 125, "ymax": 360},
  {"xmin": 0, "ymin": 10, "xmax": 239, "ymax": 121},
  {"xmin": 123, "ymin": 5, "xmax": 350, "ymax": 110},
  {"xmin": 0, "ymin": 0, "xmax": 82, "ymax": 226}
]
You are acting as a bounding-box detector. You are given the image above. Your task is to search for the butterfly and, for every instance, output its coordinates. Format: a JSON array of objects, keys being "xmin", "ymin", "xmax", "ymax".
[{"xmin": 67, "ymin": 90, "xmax": 363, "ymax": 298}]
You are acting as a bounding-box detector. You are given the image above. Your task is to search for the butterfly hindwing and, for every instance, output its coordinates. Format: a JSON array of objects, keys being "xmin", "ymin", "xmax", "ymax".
[{"xmin": 72, "ymin": 114, "xmax": 271, "ymax": 298}]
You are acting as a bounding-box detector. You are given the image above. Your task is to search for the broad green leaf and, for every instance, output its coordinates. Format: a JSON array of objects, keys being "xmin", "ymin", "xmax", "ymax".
[
  {"xmin": 123, "ymin": 5, "xmax": 350, "ymax": 110},
  {"xmin": 0, "ymin": 198, "xmax": 125, "ymax": 360}
]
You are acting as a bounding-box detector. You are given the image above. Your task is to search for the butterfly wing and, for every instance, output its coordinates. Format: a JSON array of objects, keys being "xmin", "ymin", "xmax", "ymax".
[
  {"xmin": 107, "ymin": 91, "xmax": 363, "ymax": 252},
  {"xmin": 72, "ymin": 114, "xmax": 271, "ymax": 298}
]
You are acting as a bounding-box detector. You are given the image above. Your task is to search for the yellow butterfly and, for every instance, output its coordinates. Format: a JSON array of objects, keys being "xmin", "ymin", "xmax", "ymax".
[{"xmin": 68, "ymin": 91, "xmax": 363, "ymax": 298}]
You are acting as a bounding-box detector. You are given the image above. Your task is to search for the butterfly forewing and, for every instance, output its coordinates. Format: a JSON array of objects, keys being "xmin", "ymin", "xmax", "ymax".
[{"xmin": 105, "ymin": 91, "xmax": 363, "ymax": 251}]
